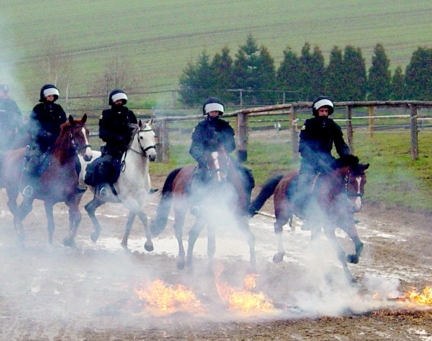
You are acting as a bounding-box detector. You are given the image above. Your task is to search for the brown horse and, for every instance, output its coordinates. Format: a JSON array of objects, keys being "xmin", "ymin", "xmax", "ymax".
[
  {"xmin": 150, "ymin": 148, "xmax": 256, "ymax": 273},
  {"xmin": 249, "ymin": 155, "xmax": 369, "ymax": 281},
  {"xmin": 1, "ymin": 114, "xmax": 92, "ymax": 246}
]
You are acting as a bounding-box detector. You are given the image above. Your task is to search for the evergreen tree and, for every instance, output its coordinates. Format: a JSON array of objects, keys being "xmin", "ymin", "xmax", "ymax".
[
  {"xmin": 178, "ymin": 51, "xmax": 213, "ymax": 106},
  {"xmin": 276, "ymin": 46, "xmax": 301, "ymax": 101},
  {"xmin": 368, "ymin": 43, "xmax": 391, "ymax": 100},
  {"xmin": 390, "ymin": 66, "xmax": 406, "ymax": 100},
  {"xmin": 324, "ymin": 46, "xmax": 345, "ymax": 100},
  {"xmin": 405, "ymin": 47, "xmax": 432, "ymax": 100},
  {"xmin": 342, "ymin": 45, "xmax": 367, "ymax": 100},
  {"xmin": 256, "ymin": 45, "xmax": 277, "ymax": 105},
  {"xmin": 233, "ymin": 33, "xmax": 260, "ymax": 105},
  {"xmin": 210, "ymin": 46, "xmax": 235, "ymax": 103},
  {"xmin": 298, "ymin": 43, "xmax": 325, "ymax": 100}
]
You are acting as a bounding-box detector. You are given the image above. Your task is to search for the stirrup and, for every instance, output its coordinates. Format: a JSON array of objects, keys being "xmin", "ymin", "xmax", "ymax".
[
  {"xmin": 99, "ymin": 186, "xmax": 108, "ymax": 197},
  {"xmin": 22, "ymin": 185, "xmax": 34, "ymax": 198}
]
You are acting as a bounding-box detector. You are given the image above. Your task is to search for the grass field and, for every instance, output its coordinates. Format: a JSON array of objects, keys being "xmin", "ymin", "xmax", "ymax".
[{"xmin": 1, "ymin": 0, "xmax": 432, "ymax": 109}]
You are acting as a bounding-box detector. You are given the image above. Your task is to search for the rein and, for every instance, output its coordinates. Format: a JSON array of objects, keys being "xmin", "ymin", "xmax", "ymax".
[
  {"xmin": 69, "ymin": 126, "xmax": 91, "ymax": 154},
  {"xmin": 127, "ymin": 128, "xmax": 156, "ymax": 157},
  {"xmin": 344, "ymin": 172, "xmax": 363, "ymax": 198}
]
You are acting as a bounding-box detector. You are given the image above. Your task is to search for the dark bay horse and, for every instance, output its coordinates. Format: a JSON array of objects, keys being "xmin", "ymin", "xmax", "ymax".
[
  {"xmin": 84, "ymin": 120, "xmax": 157, "ymax": 251},
  {"xmin": 150, "ymin": 148, "xmax": 256, "ymax": 273},
  {"xmin": 1, "ymin": 114, "xmax": 92, "ymax": 245},
  {"xmin": 249, "ymin": 155, "xmax": 369, "ymax": 280}
]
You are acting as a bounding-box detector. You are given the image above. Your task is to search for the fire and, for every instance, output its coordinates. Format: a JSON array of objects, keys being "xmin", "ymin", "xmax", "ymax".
[
  {"xmin": 402, "ymin": 286, "xmax": 432, "ymax": 306},
  {"xmin": 215, "ymin": 272, "xmax": 274, "ymax": 313},
  {"xmin": 134, "ymin": 279, "xmax": 206, "ymax": 316}
]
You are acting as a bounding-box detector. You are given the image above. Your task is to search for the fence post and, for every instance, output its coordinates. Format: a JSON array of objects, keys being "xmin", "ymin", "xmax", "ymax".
[
  {"xmin": 236, "ymin": 111, "xmax": 248, "ymax": 162},
  {"xmin": 346, "ymin": 105, "xmax": 354, "ymax": 153},
  {"xmin": 409, "ymin": 104, "xmax": 419, "ymax": 160},
  {"xmin": 368, "ymin": 105, "xmax": 375, "ymax": 138},
  {"xmin": 290, "ymin": 105, "xmax": 299, "ymax": 160},
  {"xmin": 155, "ymin": 119, "xmax": 169, "ymax": 163}
]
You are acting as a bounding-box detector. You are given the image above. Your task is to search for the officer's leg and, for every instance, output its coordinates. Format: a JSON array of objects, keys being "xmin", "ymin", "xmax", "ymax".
[
  {"xmin": 22, "ymin": 143, "xmax": 42, "ymax": 197},
  {"xmin": 188, "ymin": 166, "xmax": 206, "ymax": 215},
  {"xmin": 98, "ymin": 154, "xmax": 114, "ymax": 197}
]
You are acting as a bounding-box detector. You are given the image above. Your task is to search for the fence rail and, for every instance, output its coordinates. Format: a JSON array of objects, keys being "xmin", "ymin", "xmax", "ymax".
[{"xmin": 150, "ymin": 101, "xmax": 432, "ymax": 163}]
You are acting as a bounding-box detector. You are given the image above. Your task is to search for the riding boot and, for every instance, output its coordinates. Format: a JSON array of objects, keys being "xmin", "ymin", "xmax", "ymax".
[
  {"xmin": 188, "ymin": 166, "xmax": 207, "ymax": 215},
  {"xmin": 293, "ymin": 171, "xmax": 313, "ymax": 220},
  {"xmin": 22, "ymin": 147, "xmax": 41, "ymax": 198}
]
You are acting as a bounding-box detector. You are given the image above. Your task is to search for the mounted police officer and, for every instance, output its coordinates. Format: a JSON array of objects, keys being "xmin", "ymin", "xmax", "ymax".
[
  {"xmin": 188, "ymin": 97, "xmax": 254, "ymax": 215},
  {"xmin": 22, "ymin": 84, "xmax": 67, "ymax": 197},
  {"xmin": 96, "ymin": 89, "xmax": 137, "ymax": 196},
  {"xmin": 295, "ymin": 96, "xmax": 350, "ymax": 217},
  {"xmin": 0, "ymin": 84, "xmax": 23, "ymax": 153}
]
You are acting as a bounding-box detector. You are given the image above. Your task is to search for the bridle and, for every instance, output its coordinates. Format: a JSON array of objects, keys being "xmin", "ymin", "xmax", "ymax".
[
  {"xmin": 69, "ymin": 125, "xmax": 91, "ymax": 154},
  {"xmin": 126, "ymin": 127, "xmax": 156, "ymax": 157},
  {"xmin": 344, "ymin": 171, "xmax": 364, "ymax": 198}
]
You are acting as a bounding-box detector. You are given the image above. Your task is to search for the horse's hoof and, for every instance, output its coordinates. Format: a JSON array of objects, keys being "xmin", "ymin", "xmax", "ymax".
[
  {"xmin": 273, "ymin": 253, "xmax": 285, "ymax": 263},
  {"xmin": 90, "ymin": 232, "xmax": 99, "ymax": 243},
  {"xmin": 63, "ymin": 237, "xmax": 76, "ymax": 248},
  {"xmin": 144, "ymin": 242, "xmax": 154, "ymax": 252},
  {"xmin": 177, "ymin": 260, "xmax": 185, "ymax": 270},
  {"xmin": 347, "ymin": 254, "xmax": 359, "ymax": 264}
]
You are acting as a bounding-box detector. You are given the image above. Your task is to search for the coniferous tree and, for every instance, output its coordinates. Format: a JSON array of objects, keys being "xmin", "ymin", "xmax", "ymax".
[
  {"xmin": 210, "ymin": 46, "xmax": 235, "ymax": 103},
  {"xmin": 405, "ymin": 47, "xmax": 432, "ymax": 100},
  {"xmin": 179, "ymin": 51, "xmax": 212, "ymax": 106},
  {"xmin": 390, "ymin": 66, "xmax": 406, "ymax": 100},
  {"xmin": 256, "ymin": 45, "xmax": 277, "ymax": 105},
  {"xmin": 324, "ymin": 46, "xmax": 345, "ymax": 100},
  {"xmin": 276, "ymin": 46, "xmax": 301, "ymax": 102},
  {"xmin": 368, "ymin": 43, "xmax": 391, "ymax": 100},
  {"xmin": 342, "ymin": 45, "xmax": 367, "ymax": 100},
  {"xmin": 298, "ymin": 43, "xmax": 325, "ymax": 100}
]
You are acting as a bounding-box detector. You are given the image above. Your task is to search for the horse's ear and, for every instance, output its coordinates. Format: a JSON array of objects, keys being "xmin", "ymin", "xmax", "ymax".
[
  {"xmin": 68, "ymin": 115, "xmax": 74, "ymax": 124},
  {"xmin": 362, "ymin": 163, "xmax": 370, "ymax": 170},
  {"xmin": 82, "ymin": 113, "xmax": 87, "ymax": 123},
  {"xmin": 148, "ymin": 118, "xmax": 153, "ymax": 126},
  {"xmin": 138, "ymin": 120, "xmax": 143, "ymax": 129}
]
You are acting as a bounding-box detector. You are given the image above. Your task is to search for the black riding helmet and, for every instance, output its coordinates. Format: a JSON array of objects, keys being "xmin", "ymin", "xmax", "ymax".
[
  {"xmin": 109, "ymin": 89, "xmax": 128, "ymax": 105},
  {"xmin": 202, "ymin": 97, "xmax": 224, "ymax": 116},
  {"xmin": 312, "ymin": 96, "xmax": 334, "ymax": 116},
  {"xmin": 39, "ymin": 84, "xmax": 59, "ymax": 102}
]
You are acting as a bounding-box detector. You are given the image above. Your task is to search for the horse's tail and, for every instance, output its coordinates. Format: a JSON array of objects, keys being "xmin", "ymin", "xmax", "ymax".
[
  {"xmin": 248, "ymin": 174, "xmax": 284, "ymax": 216},
  {"xmin": 150, "ymin": 167, "xmax": 182, "ymax": 237}
]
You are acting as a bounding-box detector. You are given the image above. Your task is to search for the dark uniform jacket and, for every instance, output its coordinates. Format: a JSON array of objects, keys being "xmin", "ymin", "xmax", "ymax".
[
  {"xmin": 189, "ymin": 118, "xmax": 235, "ymax": 166},
  {"xmin": 99, "ymin": 105, "xmax": 137, "ymax": 157},
  {"xmin": 299, "ymin": 116, "xmax": 350, "ymax": 172},
  {"xmin": 28, "ymin": 102, "xmax": 67, "ymax": 153},
  {"xmin": 0, "ymin": 98, "xmax": 22, "ymax": 152}
]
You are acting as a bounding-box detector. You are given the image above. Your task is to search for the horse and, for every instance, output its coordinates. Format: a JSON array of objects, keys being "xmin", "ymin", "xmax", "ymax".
[
  {"xmin": 0, "ymin": 114, "xmax": 92, "ymax": 245},
  {"xmin": 150, "ymin": 147, "xmax": 256, "ymax": 273},
  {"xmin": 83, "ymin": 119, "xmax": 157, "ymax": 251},
  {"xmin": 248, "ymin": 155, "xmax": 369, "ymax": 281}
]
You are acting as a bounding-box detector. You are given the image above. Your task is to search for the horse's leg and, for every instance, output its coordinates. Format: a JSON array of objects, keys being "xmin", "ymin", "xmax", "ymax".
[
  {"xmin": 238, "ymin": 217, "xmax": 256, "ymax": 270},
  {"xmin": 136, "ymin": 211, "xmax": 154, "ymax": 252},
  {"xmin": 185, "ymin": 215, "xmax": 206, "ymax": 271},
  {"xmin": 44, "ymin": 203, "xmax": 55, "ymax": 244},
  {"xmin": 322, "ymin": 225, "xmax": 354, "ymax": 283},
  {"xmin": 84, "ymin": 196, "xmax": 105, "ymax": 242},
  {"xmin": 173, "ymin": 206, "xmax": 187, "ymax": 270},
  {"xmin": 63, "ymin": 202, "xmax": 82, "ymax": 248},
  {"xmin": 121, "ymin": 211, "xmax": 136, "ymax": 249},
  {"xmin": 205, "ymin": 223, "xmax": 216, "ymax": 275},
  {"xmin": 340, "ymin": 219, "xmax": 364, "ymax": 264},
  {"xmin": 273, "ymin": 213, "xmax": 291, "ymax": 263},
  {"xmin": 13, "ymin": 197, "xmax": 34, "ymax": 243}
]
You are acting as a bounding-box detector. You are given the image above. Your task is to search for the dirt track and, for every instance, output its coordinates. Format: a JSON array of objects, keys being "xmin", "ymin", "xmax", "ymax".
[{"xmin": 1, "ymin": 180, "xmax": 432, "ymax": 340}]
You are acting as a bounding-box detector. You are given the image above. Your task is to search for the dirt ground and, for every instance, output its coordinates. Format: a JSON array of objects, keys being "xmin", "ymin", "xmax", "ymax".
[{"xmin": 1, "ymin": 175, "xmax": 432, "ymax": 340}]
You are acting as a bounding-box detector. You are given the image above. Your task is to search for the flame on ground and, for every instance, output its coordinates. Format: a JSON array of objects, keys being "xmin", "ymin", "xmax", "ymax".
[
  {"xmin": 134, "ymin": 279, "xmax": 207, "ymax": 316},
  {"xmin": 215, "ymin": 271, "xmax": 275, "ymax": 313},
  {"xmin": 401, "ymin": 286, "xmax": 432, "ymax": 306}
]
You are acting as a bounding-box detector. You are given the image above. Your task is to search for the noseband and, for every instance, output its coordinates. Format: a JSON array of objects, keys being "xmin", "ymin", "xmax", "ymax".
[
  {"xmin": 344, "ymin": 171, "xmax": 364, "ymax": 198},
  {"xmin": 128, "ymin": 127, "xmax": 156, "ymax": 157},
  {"xmin": 69, "ymin": 126, "xmax": 91, "ymax": 154}
]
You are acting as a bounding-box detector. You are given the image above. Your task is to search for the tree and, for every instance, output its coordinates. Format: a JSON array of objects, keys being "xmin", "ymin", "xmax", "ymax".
[
  {"xmin": 210, "ymin": 46, "xmax": 235, "ymax": 104},
  {"xmin": 405, "ymin": 47, "xmax": 432, "ymax": 100},
  {"xmin": 276, "ymin": 46, "xmax": 301, "ymax": 101},
  {"xmin": 178, "ymin": 51, "xmax": 213, "ymax": 106},
  {"xmin": 298, "ymin": 43, "xmax": 325, "ymax": 100},
  {"xmin": 342, "ymin": 45, "xmax": 367, "ymax": 100},
  {"xmin": 324, "ymin": 46, "xmax": 345, "ymax": 100},
  {"xmin": 256, "ymin": 45, "xmax": 276, "ymax": 105},
  {"xmin": 368, "ymin": 43, "xmax": 391, "ymax": 100},
  {"xmin": 390, "ymin": 66, "xmax": 406, "ymax": 100},
  {"xmin": 33, "ymin": 36, "xmax": 74, "ymax": 102}
]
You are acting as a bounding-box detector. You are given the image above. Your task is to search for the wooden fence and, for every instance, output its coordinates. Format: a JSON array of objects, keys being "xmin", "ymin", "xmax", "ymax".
[{"xmin": 152, "ymin": 101, "xmax": 432, "ymax": 162}]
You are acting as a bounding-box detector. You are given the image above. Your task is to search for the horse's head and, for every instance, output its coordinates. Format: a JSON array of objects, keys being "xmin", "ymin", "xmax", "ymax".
[
  {"xmin": 130, "ymin": 119, "xmax": 157, "ymax": 161},
  {"xmin": 205, "ymin": 148, "xmax": 231, "ymax": 182},
  {"xmin": 338, "ymin": 156, "xmax": 369, "ymax": 212},
  {"xmin": 58, "ymin": 114, "xmax": 92, "ymax": 161}
]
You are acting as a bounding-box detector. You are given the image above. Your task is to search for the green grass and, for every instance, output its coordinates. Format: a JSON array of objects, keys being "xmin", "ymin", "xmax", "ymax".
[{"xmin": 2, "ymin": 1, "xmax": 432, "ymax": 109}]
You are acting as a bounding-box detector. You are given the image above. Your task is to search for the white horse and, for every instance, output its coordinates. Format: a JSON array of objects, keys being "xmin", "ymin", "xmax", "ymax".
[{"xmin": 83, "ymin": 119, "xmax": 157, "ymax": 251}]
